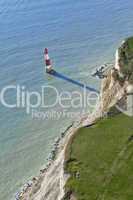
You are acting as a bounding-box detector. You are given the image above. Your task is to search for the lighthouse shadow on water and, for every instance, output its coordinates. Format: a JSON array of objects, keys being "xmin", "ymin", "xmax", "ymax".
[{"xmin": 44, "ymin": 48, "xmax": 99, "ymax": 93}]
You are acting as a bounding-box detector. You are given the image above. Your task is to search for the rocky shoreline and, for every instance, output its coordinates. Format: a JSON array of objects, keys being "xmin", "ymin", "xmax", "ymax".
[
  {"xmin": 14, "ymin": 123, "xmax": 74, "ymax": 200},
  {"xmin": 14, "ymin": 63, "xmax": 110, "ymax": 200},
  {"xmin": 14, "ymin": 109, "xmax": 102, "ymax": 200},
  {"xmin": 14, "ymin": 70, "xmax": 106, "ymax": 200}
]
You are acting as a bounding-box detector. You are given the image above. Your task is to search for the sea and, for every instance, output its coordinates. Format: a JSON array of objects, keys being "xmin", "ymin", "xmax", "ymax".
[{"xmin": 0, "ymin": 0, "xmax": 133, "ymax": 199}]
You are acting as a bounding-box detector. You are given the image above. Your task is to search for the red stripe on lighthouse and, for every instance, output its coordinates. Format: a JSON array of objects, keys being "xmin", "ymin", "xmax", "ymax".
[
  {"xmin": 44, "ymin": 48, "xmax": 51, "ymax": 66},
  {"xmin": 45, "ymin": 48, "xmax": 49, "ymax": 54}
]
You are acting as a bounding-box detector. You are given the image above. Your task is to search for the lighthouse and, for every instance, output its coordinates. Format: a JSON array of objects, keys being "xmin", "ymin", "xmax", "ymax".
[{"xmin": 44, "ymin": 48, "xmax": 53, "ymax": 73}]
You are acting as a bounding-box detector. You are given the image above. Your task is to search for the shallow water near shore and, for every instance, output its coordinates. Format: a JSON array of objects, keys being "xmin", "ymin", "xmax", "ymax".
[{"xmin": 1, "ymin": 0, "xmax": 133, "ymax": 199}]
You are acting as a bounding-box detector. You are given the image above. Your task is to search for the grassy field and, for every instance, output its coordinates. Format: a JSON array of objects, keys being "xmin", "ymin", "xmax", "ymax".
[{"xmin": 64, "ymin": 113, "xmax": 133, "ymax": 200}]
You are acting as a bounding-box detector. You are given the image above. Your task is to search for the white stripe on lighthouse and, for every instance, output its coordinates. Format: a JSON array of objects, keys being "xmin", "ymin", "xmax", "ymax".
[{"xmin": 45, "ymin": 54, "xmax": 50, "ymax": 60}]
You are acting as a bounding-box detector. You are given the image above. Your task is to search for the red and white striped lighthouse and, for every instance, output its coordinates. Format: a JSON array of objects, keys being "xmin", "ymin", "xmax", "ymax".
[{"xmin": 44, "ymin": 48, "xmax": 53, "ymax": 73}]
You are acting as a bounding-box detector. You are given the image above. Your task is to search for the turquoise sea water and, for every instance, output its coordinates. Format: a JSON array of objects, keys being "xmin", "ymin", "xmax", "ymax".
[{"xmin": 1, "ymin": 0, "xmax": 133, "ymax": 199}]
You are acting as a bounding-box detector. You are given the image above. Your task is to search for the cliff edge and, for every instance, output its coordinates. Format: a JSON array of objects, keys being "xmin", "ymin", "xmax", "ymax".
[
  {"xmin": 64, "ymin": 37, "xmax": 133, "ymax": 200},
  {"xmin": 100, "ymin": 37, "xmax": 133, "ymax": 114}
]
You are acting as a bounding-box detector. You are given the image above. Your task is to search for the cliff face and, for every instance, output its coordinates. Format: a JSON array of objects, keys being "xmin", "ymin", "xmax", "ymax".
[
  {"xmin": 100, "ymin": 37, "xmax": 133, "ymax": 114},
  {"xmin": 63, "ymin": 38, "xmax": 133, "ymax": 200},
  {"xmin": 100, "ymin": 68, "xmax": 126, "ymax": 113}
]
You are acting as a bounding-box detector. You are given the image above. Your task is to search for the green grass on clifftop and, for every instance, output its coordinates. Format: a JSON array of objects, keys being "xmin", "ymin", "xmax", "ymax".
[
  {"xmin": 119, "ymin": 37, "xmax": 133, "ymax": 82},
  {"xmin": 65, "ymin": 114, "xmax": 133, "ymax": 200}
]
